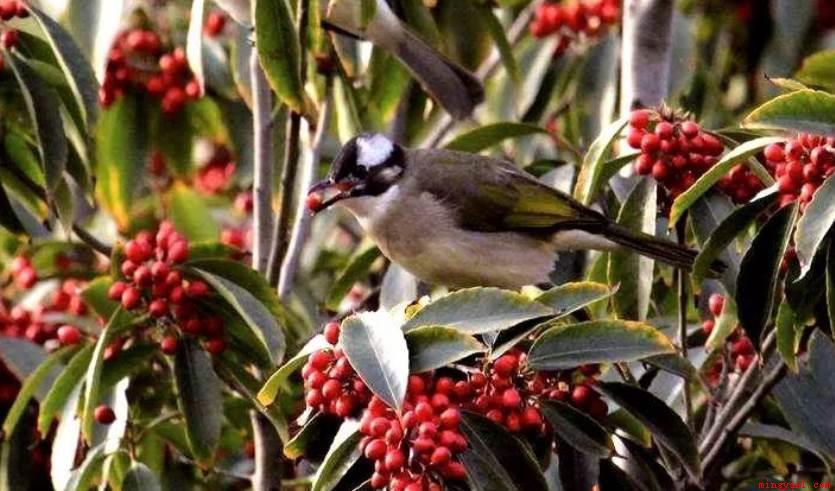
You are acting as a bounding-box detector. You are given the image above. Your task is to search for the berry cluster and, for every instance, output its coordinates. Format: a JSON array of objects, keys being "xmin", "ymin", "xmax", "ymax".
[
  {"xmin": 763, "ymin": 134, "xmax": 835, "ymax": 209},
  {"xmin": 100, "ymin": 29, "xmax": 201, "ymax": 115},
  {"xmin": 359, "ymin": 376, "xmax": 468, "ymax": 491},
  {"xmin": 9, "ymin": 256, "xmax": 37, "ymax": 289},
  {"xmin": 195, "ymin": 144, "xmax": 236, "ymax": 195},
  {"xmin": 107, "ymin": 221, "xmax": 226, "ymax": 355},
  {"xmin": 0, "ymin": 0, "xmax": 27, "ymax": 70},
  {"xmin": 1, "ymin": 280, "xmax": 88, "ymax": 349},
  {"xmin": 530, "ymin": 0, "xmax": 620, "ymax": 56},
  {"xmin": 302, "ymin": 322, "xmax": 372, "ymax": 418},
  {"xmin": 464, "ymin": 352, "xmax": 607, "ymax": 432},
  {"xmin": 627, "ymin": 109, "xmax": 730, "ymax": 204},
  {"xmin": 204, "ymin": 11, "xmax": 227, "ymax": 38},
  {"xmin": 702, "ymin": 293, "xmax": 757, "ymax": 385}
]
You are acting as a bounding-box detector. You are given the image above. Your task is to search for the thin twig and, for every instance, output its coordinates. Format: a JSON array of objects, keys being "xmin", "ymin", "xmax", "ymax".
[
  {"xmin": 250, "ymin": 50, "xmax": 275, "ymax": 275},
  {"xmin": 700, "ymin": 360, "xmax": 787, "ymax": 473},
  {"xmin": 675, "ymin": 218, "xmax": 693, "ymax": 430},
  {"xmin": 277, "ymin": 86, "xmax": 332, "ymax": 300},
  {"xmin": 422, "ymin": 1, "xmax": 540, "ymax": 148},
  {"xmin": 72, "ymin": 223, "xmax": 112, "ymax": 256}
]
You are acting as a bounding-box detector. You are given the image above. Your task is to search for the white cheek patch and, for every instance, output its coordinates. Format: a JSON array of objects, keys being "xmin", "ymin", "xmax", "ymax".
[{"xmin": 356, "ymin": 134, "xmax": 394, "ymax": 169}]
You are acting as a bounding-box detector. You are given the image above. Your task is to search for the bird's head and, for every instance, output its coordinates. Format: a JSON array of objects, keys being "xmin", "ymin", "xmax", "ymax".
[{"xmin": 307, "ymin": 133, "xmax": 406, "ymax": 213}]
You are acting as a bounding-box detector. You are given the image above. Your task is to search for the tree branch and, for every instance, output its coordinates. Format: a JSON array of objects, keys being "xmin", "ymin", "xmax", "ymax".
[
  {"xmin": 619, "ymin": 0, "xmax": 675, "ymax": 115},
  {"xmin": 250, "ymin": 50, "xmax": 275, "ymax": 274},
  {"xmin": 266, "ymin": 111, "xmax": 302, "ymax": 287},
  {"xmin": 277, "ymin": 87, "xmax": 332, "ymax": 300}
]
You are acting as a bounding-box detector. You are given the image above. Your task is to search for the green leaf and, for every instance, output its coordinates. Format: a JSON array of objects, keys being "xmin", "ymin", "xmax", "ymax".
[
  {"xmin": 26, "ymin": 4, "xmax": 99, "ymax": 129},
  {"xmin": 573, "ymin": 116, "xmax": 629, "ymax": 205},
  {"xmin": 795, "ymin": 50, "xmax": 835, "ymax": 92},
  {"xmin": 190, "ymin": 265, "xmax": 284, "ymax": 365},
  {"xmin": 743, "ymin": 89, "xmax": 835, "ymax": 136},
  {"xmin": 458, "ymin": 412, "xmax": 549, "ymax": 491},
  {"xmin": 81, "ymin": 276, "xmax": 119, "ymax": 319},
  {"xmin": 736, "ymin": 204, "xmax": 797, "ymax": 345},
  {"xmin": 255, "ymin": 0, "xmax": 304, "ymax": 112},
  {"xmin": 775, "ymin": 301, "xmax": 799, "ymax": 372},
  {"xmin": 173, "ymin": 338, "xmax": 223, "ymax": 462},
  {"xmin": 341, "ymin": 311, "xmax": 409, "ymax": 411},
  {"xmin": 284, "ymin": 412, "xmax": 337, "ymax": 460},
  {"xmin": 669, "ymin": 137, "xmax": 783, "ymax": 226},
  {"xmin": 475, "ymin": 6, "xmax": 519, "ymax": 84},
  {"xmin": 100, "ymin": 344, "xmax": 156, "ymax": 389},
  {"xmin": 534, "ymin": 281, "xmax": 613, "ymax": 315},
  {"xmin": 311, "ymin": 420, "xmax": 362, "ymax": 491},
  {"xmin": 527, "ymin": 320, "xmax": 675, "ymax": 370},
  {"xmin": 186, "ymin": 0, "xmax": 206, "ymax": 96},
  {"xmin": 608, "ymin": 178, "xmax": 656, "ymax": 321},
  {"xmin": 402, "ymin": 287, "xmax": 552, "ymax": 334},
  {"xmin": 326, "ymin": 243, "xmax": 381, "ymax": 311},
  {"xmin": 81, "ymin": 308, "xmax": 136, "ymax": 442},
  {"xmin": 444, "ymin": 123, "xmax": 547, "ymax": 153},
  {"xmin": 691, "ymin": 190, "xmax": 777, "ymax": 290},
  {"xmin": 95, "ymin": 95, "xmax": 149, "ymax": 230},
  {"xmin": 2, "ymin": 347, "xmax": 69, "ymax": 436},
  {"xmin": 405, "ymin": 326, "xmax": 485, "ymax": 373},
  {"xmin": 6, "ymin": 52, "xmax": 68, "ymax": 195},
  {"xmin": 38, "ymin": 344, "xmax": 94, "ymax": 435},
  {"xmin": 540, "ymin": 400, "xmax": 612, "ymax": 457},
  {"xmin": 643, "ymin": 354, "xmax": 699, "ymax": 381},
  {"xmin": 795, "ymin": 173, "xmax": 835, "ymax": 279},
  {"xmin": 170, "ymin": 183, "xmax": 220, "ymax": 242},
  {"xmin": 258, "ymin": 335, "xmax": 330, "ymax": 406},
  {"xmin": 122, "ymin": 462, "xmax": 161, "ymax": 491},
  {"xmin": 4, "ymin": 128, "xmax": 45, "ymax": 188},
  {"xmin": 597, "ymin": 382, "xmax": 701, "ymax": 482},
  {"xmin": 62, "ymin": 443, "xmax": 108, "ymax": 491}
]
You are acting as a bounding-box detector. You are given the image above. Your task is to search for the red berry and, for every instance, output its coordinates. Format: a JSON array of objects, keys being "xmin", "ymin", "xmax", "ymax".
[
  {"xmin": 370, "ymin": 417, "xmax": 390, "ymax": 437},
  {"xmin": 571, "ymin": 385, "xmax": 593, "ymax": 409},
  {"xmin": 502, "ymin": 388, "xmax": 522, "ymax": 409},
  {"xmin": 335, "ymin": 394, "xmax": 355, "ymax": 417},
  {"xmin": 370, "ymin": 472, "xmax": 389, "ymax": 489},
  {"xmin": 493, "ymin": 355, "xmax": 518, "ymax": 377},
  {"xmin": 160, "ymin": 336, "xmax": 178, "ymax": 355},
  {"xmin": 629, "ymin": 110, "xmax": 650, "ymax": 129},
  {"xmin": 655, "ymin": 121, "xmax": 674, "ymax": 139},
  {"xmin": 186, "ymin": 280, "xmax": 210, "ymax": 297},
  {"xmin": 430, "ymin": 446, "xmax": 452, "ymax": 466},
  {"xmin": 204, "ymin": 337, "xmax": 226, "ymax": 355},
  {"xmin": 651, "ymin": 161, "xmax": 670, "ymax": 182},
  {"xmin": 764, "ymin": 143, "xmax": 785, "ymax": 163},
  {"xmin": 439, "ymin": 408, "xmax": 461, "ymax": 428},
  {"xmin": 168, "ymin": 240, "xmax": 189, "ymax": 263},
  {"xmin": 413, "ymin": 437, "xmax": 435, "ymax": 454},
  {"xmin": 57, "ymin": 325, "xmax": 81, "ymax": 345},
  {"xmin": 708, "ymin": 293, "xmax": 725, "ymax": 316},
  {"xmin": 124, "ymin": 239, "xmax": 152, "ymax": 263},
  {"xmin": 1, "ymin": 29, "xmax": 18, "ymax": 49},
  {"xmin": 364, "ymin": 439, "xmax": 387, "ymax": 460},
  {"xmin": 522, "ymin": 406, "xmax": 542, "ymax": 428},
  {"xmin": 121, "ymin": 287, "xmax": 141, "ymax": 310},
  {"xmin": 204, "ymin": 11, "xmax": 227, "ymax": 37},
  {"xmin": 305, "ymin": 389, "xmax": 323, "ymax": 407},
  {"xmin": 702, "ymin": 319, "xmax": 715, "ymax": 335},
  {"xmin": 16, "ymin": 267, "xmax": 37, "ymax": 288},
  {"xmin": 681, "ymin": 121, "xmax": 700, "ymax": 138},
  {"xmin": 626, "ymin": 128, "xmax": 645, "ymax": 149},
  {"xmin": 324, "ymin": 321, "xmax": 340, "ymax": 345},
  {"xmin": 0, "ymin": 0, "xmax": 15, "ymax": 20},
  {"xmin": 108, "ymin": 281, "xmax": 127, "ymax": 300},
  {"xmin": 588, "ymin": 398, "xmax": 609, "ymax": 419},
  {"xmin": 149, "ymin": 298, "xmax": 168, "ymax": 318},
  {"xmin": 384, "ymin": 448, "xmax": 405, "ymax": 471},
  {"xmin": 322, "ymin": 379, "xmax": 342, "ymax": 400},
  {"xmin": 640, "ymin": 133, "xmax": 661, "ymax": 153},
  {"xmin": 305, "ymin": 192, "xmax": 323, "ymax": 212},
  {"xmin": 415, "ymin": 402, "xmax": 434, "ymax": 422},
  {"xmin": 94, "ymin": 404, "xmax": 116, "ymax": 425}
]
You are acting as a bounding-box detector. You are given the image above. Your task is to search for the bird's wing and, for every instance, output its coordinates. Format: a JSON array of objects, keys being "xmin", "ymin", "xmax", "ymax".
[{"xmin": 409, "ymin": 149, "xmax": 607, "ymax": 233}]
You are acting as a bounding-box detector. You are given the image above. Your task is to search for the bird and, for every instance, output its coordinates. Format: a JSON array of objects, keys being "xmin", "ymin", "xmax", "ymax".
[{"xmin": 307, "ymin": 133, "xmax": 722, "ymax": 289}]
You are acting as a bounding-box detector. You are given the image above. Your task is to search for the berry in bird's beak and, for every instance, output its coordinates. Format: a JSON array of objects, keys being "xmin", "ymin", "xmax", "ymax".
[{"xmin": 305, "ymin": 192, "xmax": 324, "ymax": 212}]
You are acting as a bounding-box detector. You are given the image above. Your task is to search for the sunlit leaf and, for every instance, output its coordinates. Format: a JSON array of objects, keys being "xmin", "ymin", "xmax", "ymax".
[
  {"xmin": 743, "ymin": 89, "xmax": 835, "ymax": 136},
  {"xmin": 405, "ymin": 326, "xmax": 485, "ymax": 373},
  {"xmin": 573, "ymin": 116, "xmax": 629, "ymax": 205}
]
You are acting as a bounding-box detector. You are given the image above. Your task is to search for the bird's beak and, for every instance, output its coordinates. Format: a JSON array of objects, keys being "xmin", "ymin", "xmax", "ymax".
[{"xmin": 306, "ymin": 179, "xmax": 356, "ymax": 214}]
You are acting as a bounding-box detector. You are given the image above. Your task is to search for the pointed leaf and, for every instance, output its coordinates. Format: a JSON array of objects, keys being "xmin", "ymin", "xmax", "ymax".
[
  {"xmin": 459, "ymin": 412, "xmax": 549, "ymax": 491},
  {"xmin": 476, "ymin": 6, "xmax": 519, "ymax": 84},
  {"xmin": 122, "ymin": 462, "xmax": 161, "ymax": 491},
  {"xmin": 527, "ymin": 320, "xmax": 675, "ymax": 370},
  {"xmin": 444, "ymin": 123, "xmax": 547, "ymax": 153},
  {"xmin": 669, "ymin": 137, "xmax": 782, "ymax": 226},
  {"xmin": 6, "ymin": 53, "xmax": 67, "ymax": 194},
  {"xmin": 173, "ymin": 338, "xmax": 223, "ymax": 462},
  {"xmin": 312, "ymin": 420, "xmax": 362, "ymax": 491},
  {"xmin": 573, "ymin": 116, "xmax": 629, "ymax": 205},
  {"xmin": 254, "ymin": 0, "xmax": 304, "ymax": 112},
  {"xmin": 402, "ymin": 287, "xmax": 552, "ymax": 334},
  {"xmin": 26, "ymin": 4, "xmax": 99, "ymax": 129},
  {"xmin": 258, "ymin": 335, "xmax": 330, "ymax": 406},
  {"xmin": 775, "ymin": 301, "xmax": 799, "ymax": 372},
  {"xmin": 62, "ymin": 443, "xmax": 108, "ymax": 491},
  {"xmin": 2, "ymin": 347, "xmax": 69, "ymax": 436},
  {"xmin": 597, "ymin": 382, "xmax": 701, "ymax": 482},
  {"xmin": 608, "ymin": 178, "xmax": 656, "ymax": 321},
  {"xmin": 341, "ymin": 311, "xmax": 409, "ymax": 411},
  {"xmin": 795, "ymin": 173, "xmax": 835, "ymax": 279},
  {"xmin": 540, "ymin": 400, "xmax": 612, "ymax": 457},
  {"xmin": 326, "ymin": 243, "xmax": 381, "ymax": 311},
  {"xmin": 737, "ymin": 204, "xmax": 797, "ymax": 345},
  {"xmin": 691, "ymin": 190, "xmax": 777, "ymax": 289},
  {"xmin": 535, "ymin": 281, "xmax": 612, "ymax": 315},
  {"xmin": 38, "ymin": 345, "xmax": 94, "ymax": 435},
  {"xmin": 743, "ymin": 89, "xmax": 835, "ymax": 136},
  {"xmin": 170, "ymin": 183, "xmax": 220, "ymax": 242},
  {"xmin": 405, "ymin": 326, "xmax": 485, "ymax": 373},
  {"xmin": 795, "ymin": 50, "xmax": 835, "ymax": 92},
  {"xmin": 557, "ymin": 438, "xmax": 600, "ymax": 491},
  {"xmin": 284, "ymin": 412, "xmax": 339, "ymax": 460}
]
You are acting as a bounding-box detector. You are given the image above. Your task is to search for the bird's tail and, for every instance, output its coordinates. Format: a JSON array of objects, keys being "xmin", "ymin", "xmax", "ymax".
[{"xmin": 601, "ymin": 223, "xmax": 726, "ymax": 274}]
